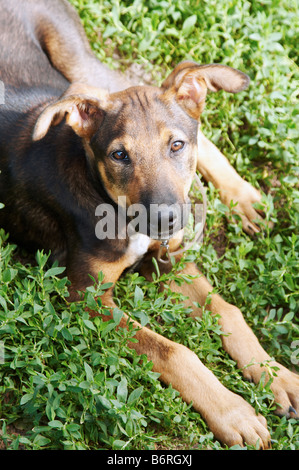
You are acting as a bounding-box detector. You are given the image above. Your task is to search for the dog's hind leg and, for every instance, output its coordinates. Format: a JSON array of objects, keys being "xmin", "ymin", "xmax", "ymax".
[
  {"xmin": 196, "ymin": 128, "xmax": 269, "ymax": 234},
  {"xmin": 31, "ymin": 0, "xmax": 132, "ymax": 91}
]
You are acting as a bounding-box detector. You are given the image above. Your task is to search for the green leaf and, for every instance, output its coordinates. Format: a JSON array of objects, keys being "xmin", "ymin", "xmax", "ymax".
[
  {"xmin": 117, "ymin": 377, "xmax": 128, "ymax": 403},
  {"xmin": 83, "ymin": 318, "xmax": 97, "ymax": 331},
  {"xmin": 127, "ymin": 386, "xmax": 143, "ymax": 404},
  {"xmin": 48, "ymin": 420, "xmax": 64, "ymax": 429},
  {"xmin": 133, "ymin": 311, "xmax": 149, "ymax": 327},
  {"xmin": 0, "ymin": 295, "xmax": 7, "ymax": 312},
  {"xmin": 113, "ymin": 307, "xmax": 124, "ymax": 325},
  {"xmin": 2, "ymin": 268, "xmax": 18, "ymax": 282},
  {"xmin": 66, "ymin": 423, "xmax": 81, "ymax": 433},
  {"xmin": 112, "ymin": 440, "xmax": 126, "ymax": 450},
  {"xmin": 44, "ymin": 267, "xmax": 66, "ymax": 278},
  {"xmin": 33, "ymin": 434, "xmax": 51, "ymax": 448},
  {"xmin": 284, "ymin": 311, "xmax": 294, "ymax": 322},
  {"xmin": 134, "ymin": 285, "xmax": 144, "ymax": 304},
  {"xmin": 249, "ymin": 33, "xmax": 262, "ymax": 41},
  {"xmin": 20, "ymin": 393, "xmax": 33, "ymax": 405},
  {"xmin": 214, "ymin": 199, "xmax": 229, "ymax": 214},
  {"xmin": 239, "ymin": 259, "xmax": 246, "ymax": 270},
  {"xmin": 97, "ymin": 396, "xmax": 111, "ymax": 410},
  {"xmin": 84, "ymin": 361, "xmax": 94, "ymax": 382},
  {"xmin": 182, "ymin": 15, "xmax": 197, "ymax": 36},
  {"xmin": 101, "ymin": 321, "xmax": 117, "ymax": 337},
  {"xmin": 103, "ymin": 25, "xmax": 117, "ymax": 38},
  {"xmin": 61, "ymin": 327, "xmax": 73, "ymax": 341}
]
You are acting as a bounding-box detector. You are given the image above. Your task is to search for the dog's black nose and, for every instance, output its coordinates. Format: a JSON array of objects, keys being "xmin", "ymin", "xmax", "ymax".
[{"xmin": 149, "ymin": 204, "xmax": 180, "ymax": 239}]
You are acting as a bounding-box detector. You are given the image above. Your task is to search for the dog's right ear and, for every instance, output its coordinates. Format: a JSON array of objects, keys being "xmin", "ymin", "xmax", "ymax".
[
  {"xmin": 33, "ymin": 84, "xmax": 109, "ymax": 142},
  {"xmin": 161, "ymin": 62, "xmax": 250, "ymax": 120}
]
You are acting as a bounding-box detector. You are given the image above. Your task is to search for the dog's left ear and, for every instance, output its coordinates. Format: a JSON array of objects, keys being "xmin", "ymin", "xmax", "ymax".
[
  {"xmin": 161, "ymin": 62, "xmax": 250, "ymax": 119},
  {"xmin": 33, "ymin": 84, "xmax": 109, "ymax": 141}
]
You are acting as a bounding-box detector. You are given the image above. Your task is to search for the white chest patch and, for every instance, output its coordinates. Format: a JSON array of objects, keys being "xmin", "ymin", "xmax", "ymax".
[{"xmin": 127, "ymin": 233, "xmax": 151, "ymax": 265}]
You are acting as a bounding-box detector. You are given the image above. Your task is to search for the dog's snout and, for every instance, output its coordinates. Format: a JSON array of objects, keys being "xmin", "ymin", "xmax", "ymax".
[
  {"xmin": 148, "ymin": 203, "xmax": 185, "ymax": 239},
  {"xmin": 157, "ymin": 206, "xmax": 177, "ymax": 228}
]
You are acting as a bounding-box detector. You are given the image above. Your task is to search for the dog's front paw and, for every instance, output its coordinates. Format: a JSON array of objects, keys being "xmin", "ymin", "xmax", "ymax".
[
  {"xmin": 206, "ymin": 390, "xmax": 271, "ymax": 449},
  {"xmin": 243, "ymin": 361, "xmax": 299, "ymax": 418},
  {"xmin": 270, "ymin": 363, "xmax": 299, "ymax": 418},
  {"xmin": 220, "ymin": 180, "xmax": 272, "ymax": 235}
]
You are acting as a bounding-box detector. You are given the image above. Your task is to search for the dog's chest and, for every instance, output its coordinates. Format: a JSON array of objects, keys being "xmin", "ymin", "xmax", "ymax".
[{"xmin": 126, "ymin": 233, "xmax": 151, "ymax": 266}]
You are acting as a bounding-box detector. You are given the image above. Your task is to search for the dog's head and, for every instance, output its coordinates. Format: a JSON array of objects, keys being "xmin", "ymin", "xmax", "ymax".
[{"xmin": 33, "ymin": 62, "xmax": 249, "ymax": 239}]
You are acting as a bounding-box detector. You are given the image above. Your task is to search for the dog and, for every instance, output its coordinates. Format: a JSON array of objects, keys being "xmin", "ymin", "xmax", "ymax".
[{"xmin": 0, "ymin": 0, "xmax": 298, "ymax": 449}]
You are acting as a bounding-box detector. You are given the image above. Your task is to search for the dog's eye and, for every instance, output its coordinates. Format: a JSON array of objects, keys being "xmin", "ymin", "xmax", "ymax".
[
  {"xmin": 171, "ymin": 140, "xmax": 185, "ymax": 152},
  {"xmin": 111, "ymin": 150, "xmax": 130, "ymax": 162}
]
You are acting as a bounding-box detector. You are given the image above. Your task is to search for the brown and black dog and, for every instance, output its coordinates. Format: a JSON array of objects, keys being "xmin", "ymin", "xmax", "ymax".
[{"xmin": 0, "ymin": 0, "xmax": 298, "ymax": 448}]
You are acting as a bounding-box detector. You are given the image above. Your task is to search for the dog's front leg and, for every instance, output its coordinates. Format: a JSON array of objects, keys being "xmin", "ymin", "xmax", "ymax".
[
  {"xmin": 197, "ymin": 128, "xmax": 268, "ymax": 235},
  {"xmin": 69, "ymin": 255, "xmax": 270, "ymax": 448},
  {"xmin": 132, "ymin": 316, "xmax": 271, "ymax": 449},
  {"xmin": 164, "ymin": 261, "xmax": 299, "ymax": 420}
]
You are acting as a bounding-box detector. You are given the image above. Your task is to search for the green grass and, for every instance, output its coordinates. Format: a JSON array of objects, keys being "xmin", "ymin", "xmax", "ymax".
[{"xmin": 0, "ymin": 0, "xmax": 298, "ymax": 450}]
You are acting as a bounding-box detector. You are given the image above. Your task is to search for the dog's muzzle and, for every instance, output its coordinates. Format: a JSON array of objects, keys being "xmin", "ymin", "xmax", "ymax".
[{"xmin": 148, "ymin": 203, "xmax": 190, "ymax": 240}]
